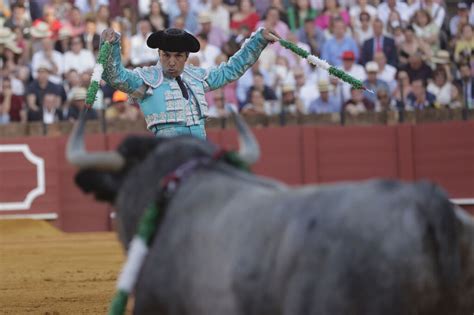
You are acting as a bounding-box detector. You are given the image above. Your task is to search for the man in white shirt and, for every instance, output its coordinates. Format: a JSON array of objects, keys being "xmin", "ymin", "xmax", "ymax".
[
  {"xmin": 31, "ymin": 37, "xmax": 64, "ymax": 85},
  {"xmin": 208, "ymin": 0, "xmax": 230, "ymax": 35},
  {"xmin": 340, "ymin": 50, "xmax": 366, "ymax": 102},
  {"xmin": 64, "ymin": 36, "xmax": 95, "ymax": 74},
  {"xmin": 190, "ymin": 32, "xmax": 221, "ymax": 69},
  {"xmin": 130, "ymin": 19, "xmax": 159, "ymax": 66},
  {"xmin": 373, "ymin": 51, "xmax": 397, "ymax": 94},
  {"xmin": 377, "ymin": 0, "xmax": 410, "ymax": 25}
]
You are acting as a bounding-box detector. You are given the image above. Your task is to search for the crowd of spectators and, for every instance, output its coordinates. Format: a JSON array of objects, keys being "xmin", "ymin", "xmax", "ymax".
[{"xmin": 0, "ymin": 0, "xmax": 473, "ymax": 126}]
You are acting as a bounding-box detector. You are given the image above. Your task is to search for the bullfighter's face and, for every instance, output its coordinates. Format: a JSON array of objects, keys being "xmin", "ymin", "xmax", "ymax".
[{"xmin": 159, "ymin": 51, "xmax": 188, "ymax": 78}]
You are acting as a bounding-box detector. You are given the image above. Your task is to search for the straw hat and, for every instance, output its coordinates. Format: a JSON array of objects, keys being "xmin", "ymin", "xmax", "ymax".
[
  {"xmin": 318, "ymin": 79, "xmax": 332, "ymax": 92},
  {"xmin": 37, "ymin": 61, "xmax": 53, "ymax": 72},
  {"xmin": 0, "ymin": 27, "xmax": 16, "ymax": 44},
  {"xmin": 365, "ymin": 61, "xmax": 379, "ymax": 73},
  {"xmin": 198, "ymin": 12, "xmax": 212, "ymax": 24},
  {"xmin": 431, "ymin": 50, "xmax": 450, "ymax": 65},
  {"xmin": 58, "ymin": 27, "xmax": 73, "ymax": 40},
  {"xmin": 30, "ymin": 21, "xmax": 52, "ymax": 39},
  {"xmin": 70, "ymin": 87, "xmax": 87, "ymax": 101},
  {"xmin": 4, "ymin": 40, "xmax": 22, "ymax": 54},
  {"xmin": 281, "ymin": 84, "xmax": 295, "ymax": 93}
]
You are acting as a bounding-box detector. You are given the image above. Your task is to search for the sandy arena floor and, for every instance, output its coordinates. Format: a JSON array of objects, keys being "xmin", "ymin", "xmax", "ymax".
[{"xmin": 0, "ymin": 220, "xmax": 126, "ymax": 314}]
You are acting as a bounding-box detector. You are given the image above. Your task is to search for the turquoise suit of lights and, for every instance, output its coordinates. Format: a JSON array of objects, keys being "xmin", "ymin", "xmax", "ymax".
[{"xmin": 101, "ymin": 29, "xmax": 269, "ymax": 139}]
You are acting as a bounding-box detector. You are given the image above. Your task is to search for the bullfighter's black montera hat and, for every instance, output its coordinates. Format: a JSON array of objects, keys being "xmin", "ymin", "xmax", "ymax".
[{"xmin": 146, "ymin": 28, "xmax": 200, "ymax": 53}]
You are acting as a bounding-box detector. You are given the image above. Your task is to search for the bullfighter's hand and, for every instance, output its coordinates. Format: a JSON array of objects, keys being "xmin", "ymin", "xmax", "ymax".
[
  {"xmin": 102, "ymin": 28, "xmax": 117, "ymax": 43},
  {"xmin": 262, "ymin": 28, "xmax": 280, "ymax": 43}
]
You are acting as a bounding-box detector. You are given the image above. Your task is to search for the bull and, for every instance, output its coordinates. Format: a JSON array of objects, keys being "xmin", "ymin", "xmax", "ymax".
[{"xmin": 67, "ymin": 110, "xmax": 474, "ymax": 315}]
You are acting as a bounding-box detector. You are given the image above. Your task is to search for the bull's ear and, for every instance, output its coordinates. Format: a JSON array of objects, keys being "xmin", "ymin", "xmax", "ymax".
[{"xmin": 75, "ymin": 170, "xmax": 121, "ymax": 203}]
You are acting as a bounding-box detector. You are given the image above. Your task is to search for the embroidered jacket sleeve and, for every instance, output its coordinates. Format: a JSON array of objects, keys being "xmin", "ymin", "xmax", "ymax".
[
  {"xmin": 204, "ymin": 28, "xmax": 269, "ymax": 91},
  {"xmin": 101, "ymin": 33, "xmax": 148, "ymax": 99}
]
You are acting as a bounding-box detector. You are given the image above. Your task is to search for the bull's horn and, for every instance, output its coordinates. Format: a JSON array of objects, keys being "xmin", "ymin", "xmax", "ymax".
[
  {"xmin": 227, "ymin": 105, "xmax": 260, "ymax": 165},
  {"xmin": 66, "ymin": 109, "xmax": 125, "ymax": 171}
]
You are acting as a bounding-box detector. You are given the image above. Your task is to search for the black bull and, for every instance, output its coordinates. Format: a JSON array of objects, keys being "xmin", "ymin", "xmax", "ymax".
[{"xmin": 68, "ymin": 112, "xmax": 474, "ymax": 315}]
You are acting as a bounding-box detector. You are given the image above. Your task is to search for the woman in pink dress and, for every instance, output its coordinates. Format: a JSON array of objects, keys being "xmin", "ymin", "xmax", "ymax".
[
  {"xmin": 314, "ymin": 0, "xmax": 350, "ymax": 30},
  {"xmin": 230, "ymin": 0, "xmax": 260, "ymax": 33}
]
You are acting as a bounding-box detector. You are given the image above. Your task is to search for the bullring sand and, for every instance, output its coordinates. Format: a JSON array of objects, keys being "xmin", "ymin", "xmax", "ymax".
[{"xmin": 0, "ymin": 220, "xmax": 127, "ymax": 314}]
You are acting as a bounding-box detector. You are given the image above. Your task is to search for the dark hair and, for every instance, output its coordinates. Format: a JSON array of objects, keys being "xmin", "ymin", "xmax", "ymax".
[{"xmin": 359, "ymin": 11, "xmax": 370, "ymax": 21}]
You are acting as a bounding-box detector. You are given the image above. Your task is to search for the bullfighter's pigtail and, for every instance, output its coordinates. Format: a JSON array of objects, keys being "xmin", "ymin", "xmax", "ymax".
[{"xmin": 270, "ymin": 35, "xmax": 374, "ymax": 93}]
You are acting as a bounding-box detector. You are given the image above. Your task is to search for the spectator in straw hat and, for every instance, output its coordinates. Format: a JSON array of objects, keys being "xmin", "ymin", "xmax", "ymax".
[
  {"xmin": 430, "ymin": 49, "xmax": 453, "ymax": 82},
  {"xmin": 363, "ymin": 61, "xmax": 389, "ymax": 103},
  {"xmin": 67, "ymin": 86, "xmax": 98, "ymax": 121},
  {"xmin": 196, "ymin": 11, "xmax": 228, "ymax": 48},
  {"xmin": 308, "ymin": 79, "xmax": 340, "ymax": 114},
  {"xmin": 25, "ymin": 61, "xmax": 66, "ymax": 121},
  {"xmin": 29, "ymin": 21, "xmax": 52, "ymax": 54},
  {"xmin": 278, "ymin": 83, "xmax": 304, "ymax": 115}
]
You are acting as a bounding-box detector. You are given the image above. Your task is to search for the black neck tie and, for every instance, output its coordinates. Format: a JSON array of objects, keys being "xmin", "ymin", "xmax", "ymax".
[{"xmin": 176, "ymin": 76, "xmax": 189, "ymax": 100}]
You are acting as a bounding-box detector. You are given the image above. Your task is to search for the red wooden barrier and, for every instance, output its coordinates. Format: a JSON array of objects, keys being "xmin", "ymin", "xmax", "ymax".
[{"xmin": 1, "ymin": 121, "xmax": 473, "ymax": 231}]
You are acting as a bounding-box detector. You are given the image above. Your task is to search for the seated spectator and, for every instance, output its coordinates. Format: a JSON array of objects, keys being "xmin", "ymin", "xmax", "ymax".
[
  {"xmin": 314, "ymin": 0, "xmax": 350, "ymax": 30},
  {"xmin": 171, "ymin": 0, "xmax": 199, "ymax": 34},
  {"xmin": 360, "ymin": 18, "xmax": 397, "ymax": 67},
  {"xmin": 297, "ymin": 17, "xmax": 326, "ymax": 56},
  {"xmin": 207, "ymin": 88, "xmax": 238, "ymax": 118},
  {"xmin": 31, "ymin": 37, "xmax": 64, "ymax": 84},
  {"xmin": 353, "ymin": 11, "xmax": 373, "ymax": 47},
  {"xmin": 340, "ymin": 50, "xmax": 366, "ymax": 102},
  {"xmin": 373, "ymin": 51, "xmax": 397, "ymax": 93},
  {"xmin": 55, "ymin": 27, "xmax": 73, "ymax": 54},
  {"xmin": 245, "ymin": 72, "xmax": 278, "ymax": 105},
  {"xmin": 197, "ymin": 12, "xmax": 229, "ymax": 48},
  {"xmin": 430, "ymin": 50, "xmax": 453, "ymax": 82},
  {"xmin": 308, "ymin": 79, "xmax": 341, "ymax": 114},
  {"xmin": 3, "ymin": 3, "xmax": 31, "ymax": 31},
  {"xmin": 377, "ymin": 0, "xmax": 410, "ymax": 25},
  {"xmin": 146, "ymin": 0, "xmax": 169, "ymax": 32},
  {"xmin": 236, "ymin": 60, "xmax": 272, "ymax": 107},
  {"xmin": 417, "ymin": 0, "xmax": 446, "ymax": 30},
  {"xmin": 256, "ymin": 6, "xmax": 290, "ymax": 44},
  {"xmin": 454, "ymin": 24, "xmax": 473, "ymax": 64},
  {"xmin": 427, "ymin": 68, "xmax": 460, "ymax": 108},
  {"xmin": 105, "ymin": 91, "xmax": 141, "ymax": 121},
  {"xmin": 392, "ymin": 70, "xmax": 412, "ymax": 108},
  {"xmin": 64, "ymin": 6, "xmax": 85, "ymax": 37},
  {"xmin": 291, "ymin": 67, "xmax": 314, "ymax": 112},
  {"xmin": 406, "ymin": 79, "xmax": 436, "ymax": 110},
  {"xmin": 241, "ymin": 89, "xmax": 276, "ymax": 116},
  {"xmin": 42, "ymin": 92, "xmax": 64, "ymax": 124},
  {"xmin": 25, "ymin": 62, "xmax": 66, "ymax": 122},
  {"xmin": 449, "ymin": 2, "xmax": 470, "ymax": 37},
  {"xmin": 349, "ymin": 0, "xmax": 377, "ymax": 28},
  {"xmin": 287, "ymin": 0, "xmax": 317, "ymax": 32},
  {"xmin": 399, "ymin": 51, "xmax": 433, "ymax": 84},
  {"xmin": 130, "ymin": 19, "xmax": 158, "ymax": 67},
  {"xmin": 82, "ymin": 18, "xmax": 101, "ymax": 55},
  {"xmin": 278, "ymin": 84, "xmax": 305, "ymax": 115},
  {"xmin": 32, "ymin": 4, "xmax": 62, "ymax": 40},
  {"xmin": 230, "ymin": 0, "xmax": 260, "ymax": 33},
  {"xmin": 30, "ymin": 21, "xmax": 52, "ymax": 54},
  {"xmin": 64, "ymin": 36, "xmax": 95, "ymax": 74},
  {"xmin": 321, "ymin": 18, "xmax": 359, "ymax": 67},
  {"xmin": 110, "ymin": 17, "xmax": 131, "ymax": 66},
  {"xmin": 1, "ymin": 39, "xmax": 26, "ymax": 95},
  {"xmin": 363, "ymin": 61, "xmax": 390, "ymax": 104},
  {"xmin": 95, "ymin": 5, "xmax": 110, "ymax": 35},
  {"xmin": 398, "ymin": 25, "xmax": 431, "ymax": 66},
  {"xmin": 208, "ymin": 0, "xmax": 230, "ymax": 35},
  {"xmin": 375, "ymin": 88, "xmax": 398, "ymax": 112},
  {"xmin": 66, "ymin": 87, "xmax": 98, "ymax": 121},
  {"xmin": 0, "ymin": 78, "xmax": 24, "ymax": 124},
  {"xmin": 453, "ymin": 63, "xmax": 473, "ymax": 109},
  {"xmin": 191, "ymin": 33, "xmax": 221, "ymax": 70},
  {"xmin": 412, "ymin": 9, "xmax": 440, "ymax": 53},
  {"xmin": 343, "ymin": 87, "xmax": 375, "ymax": 115}
]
